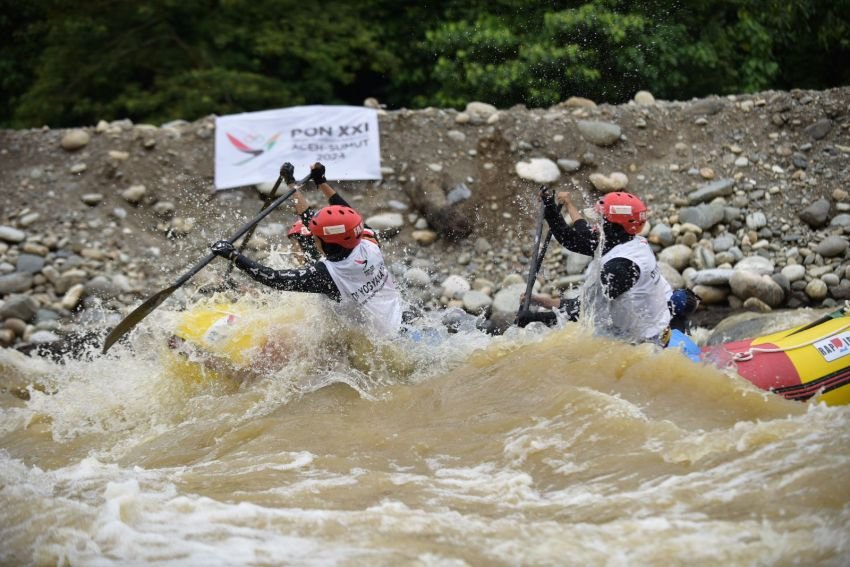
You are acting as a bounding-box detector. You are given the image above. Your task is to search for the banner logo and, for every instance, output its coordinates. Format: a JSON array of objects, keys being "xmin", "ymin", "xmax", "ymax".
[{"xmin": 225, "ymin": 131, "xmax": 282, "ymax": 165}]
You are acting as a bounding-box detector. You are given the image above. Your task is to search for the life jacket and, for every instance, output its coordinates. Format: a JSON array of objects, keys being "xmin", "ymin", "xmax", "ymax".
[
  {"xmin": 321, "ymin": 239, "xmax": 405, "ymax": 336},
  {"xmin": 582, "ymin": 236, "xmax": 672, "ymax": 342}
]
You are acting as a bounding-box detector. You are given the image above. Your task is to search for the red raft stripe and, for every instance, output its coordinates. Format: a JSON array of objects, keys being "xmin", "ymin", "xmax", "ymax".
[{"xmin": 772, "ymin": 367, "xmax": 850, "ymax": 401}]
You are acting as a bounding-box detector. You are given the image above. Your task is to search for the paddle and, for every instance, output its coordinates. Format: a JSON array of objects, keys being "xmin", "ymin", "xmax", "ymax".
[
  {"xmin": 102, "ymin": 172, "xmax": 310, "ymax": 354},
  {"xmin": 518, "ymin": 188, "xmax": 549, "ymax": 317},
  {"xmin": 222, "ymin": 164, "xmax": 304, "ymax": 285}
]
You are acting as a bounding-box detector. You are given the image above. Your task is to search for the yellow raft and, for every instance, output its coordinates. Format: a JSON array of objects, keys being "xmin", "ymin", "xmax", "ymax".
[
  {"xmin": 701, "ymin": 307, "xmax": 850, "ymax": 406},
  {"xmin": 165, "ymin": 297, "xmax": 416, "ymax": 381}
]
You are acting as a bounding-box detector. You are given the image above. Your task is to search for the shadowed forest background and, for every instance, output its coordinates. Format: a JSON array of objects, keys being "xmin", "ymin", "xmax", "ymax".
[{"xmin": 2, "ymin": 0, "xmax": 848, "ymax": 128}]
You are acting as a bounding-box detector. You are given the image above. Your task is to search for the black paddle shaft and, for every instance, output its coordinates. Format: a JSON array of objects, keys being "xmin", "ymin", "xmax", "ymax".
[
  {"xmin": 223, "ymin": 171, "xmax": 311, "ymax": 282},
  {"xmin": 102, "ymin": 182, "xmax": 305, "ymax": 353},
  {"xmin": 519, "ymin": 195, "xmax": 548, "ymax": 315}
]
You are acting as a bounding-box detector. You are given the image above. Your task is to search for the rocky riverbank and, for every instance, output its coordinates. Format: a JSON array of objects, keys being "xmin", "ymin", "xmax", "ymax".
[{"xmin": 1, "ymin": 87, "xmax": 849, "ymax": 352}]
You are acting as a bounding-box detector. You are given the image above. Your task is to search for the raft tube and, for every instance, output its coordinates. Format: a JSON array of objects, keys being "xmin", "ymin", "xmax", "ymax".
[{"xmin": 674, "ymin": 308, "xmax": 850, "ymax": 406}]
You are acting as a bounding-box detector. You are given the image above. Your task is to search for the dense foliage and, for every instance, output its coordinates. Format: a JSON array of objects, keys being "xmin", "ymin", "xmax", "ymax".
[{"xmin": 2, "ymin": 0, "xmax": 848, "ymax": 128}]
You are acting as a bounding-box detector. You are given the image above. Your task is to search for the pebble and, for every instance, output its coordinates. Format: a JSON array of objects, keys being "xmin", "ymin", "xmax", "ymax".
[
  {"xmin": 465, "ymin": 102, "xmax": 498, "ymax": 124},
  {"xmin": 403, "ymin": 268, "xmax": 431, "ymax": 288},
  {"xmin": 515, "ymin": 158, "xmax": 560, "ymax": 183},
  {"xmin": 364, "ymin": 213, "xmax": 404, "ymax": 232},
  {"xmin": 18, "ymin": 213, "xmax": 40, "ymax": 227},
  {"xmin": 121, "ymin": 184, "xmax": 147, "ymax": 204},
  {"xmin": 61, "ymin": 129, "xmax": 90, "ymax": 150},
  {"xmin": 805, "ymin": 279, "xmax": 828, "ymax": 300},
  {"xmin": 557, "ymin": 159, "xmax": 581, "ymax": 172},
  {"xmin": 815, "ymin": 235, "xmax": 848, "ymax": 258},
  {"xmin": 3, "ymin": 318, "xmax": 27, "ymax": 336},
  {"xmin": 412, "ymin": 230, "xmax": 438, "ymax": 246},
  {"xmin": 491, "ymin": 283, "xmax": 527, "ymax": 314},
  {"xmin": 589, "ymin": 172, "xmax": 628, "ymax": 192},
  {"xmin": 781, "ymin": 264, "xmax": 806, "ymax": 282},
  {"xmin": 462, "ymin": 290, "xmax": 492, "ymax": 314},
  {"xmin": 61, "ymin": 283, "xmax": 85, "ymax": 309},
  {"xmin": 576, "ymin": 120, "xmax": 621, "ymax": 146},
  {"xmin": 81, "ymin": 193, "xmax": 104, "ymax": 206},
  {"xmin": 634, "ymin": 91, "xmax": 655, "ymax": 106},
  {"xmin": 0, "ymin": 273, "xmax": 34, "ymax": 295},
  {"xmin": 0, "ymin": 226, "xmax": 26, "ymax": 243},
  {"xmin": 0, "ymin": 295, "xmax": 38, "ymax": 320},
  {"xmin": 658, "ymin": 245, "xmax": 692, "ymax": 271},
  {"xmin": 441, "ymin": 274, "xmax": 471, "ymax": 299}
]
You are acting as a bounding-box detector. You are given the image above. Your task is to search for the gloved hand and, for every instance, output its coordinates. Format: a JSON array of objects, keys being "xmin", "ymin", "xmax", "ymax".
[
  {"xmin": 516, "ymin": 309, "xmax": 557, "ymax": 328},
  {"xmin": 310, "ymin": 162, "xmax": 326, "ymax": 186},
  {"xmin": 210, "ymin": 240, "xmax": 236, "ymax": 259},
  {"xmin": 280, "ymin": 162, "xmax": 295, "ymax": 185},
  {"xmin": 539, "ymin": 185, "xmax": 555, "ymax": 207}
]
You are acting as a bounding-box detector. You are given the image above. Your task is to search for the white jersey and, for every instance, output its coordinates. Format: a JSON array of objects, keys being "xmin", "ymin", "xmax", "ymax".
[
  {"xmin": 582, "ymin": 236, "xmax": 672, "ymax": 342},
  {"xmin": 322, "ymin": 239, "xmax": 405, "ymax": 336}
]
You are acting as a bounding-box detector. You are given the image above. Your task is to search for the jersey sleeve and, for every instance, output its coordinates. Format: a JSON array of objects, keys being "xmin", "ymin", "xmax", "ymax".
[
  {"xmin": 231, "ymin": 253, "xmax": 341, "ymax": 300},
  {"xmin": 544, "ymin": 200, "xmax": 598, "ymax": 256},
  {"xmin": 600, "ymin": 257, "xmax": 640, "ymax": 299}
]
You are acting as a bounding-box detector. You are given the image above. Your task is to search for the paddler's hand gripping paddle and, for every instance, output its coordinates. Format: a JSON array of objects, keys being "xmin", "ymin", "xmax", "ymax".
[{"xmin": 102, "ymin": 166, "xmax": 311, "ymax": 353}]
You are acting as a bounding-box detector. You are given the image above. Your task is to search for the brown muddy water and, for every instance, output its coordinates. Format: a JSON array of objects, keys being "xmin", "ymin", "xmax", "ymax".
[{"xmin": 1, "ymin": 297, "xmax": 848, "ymax": 566}]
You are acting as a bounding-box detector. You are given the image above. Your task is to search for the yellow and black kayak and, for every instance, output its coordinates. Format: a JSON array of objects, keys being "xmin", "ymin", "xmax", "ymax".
[
  {"xmin": 699, "ymin": 307, "xmax": 850, "ymax": 406},
  {"xmin": 165, "ymin": 296, "xmax": 417, "ymax": 381}
]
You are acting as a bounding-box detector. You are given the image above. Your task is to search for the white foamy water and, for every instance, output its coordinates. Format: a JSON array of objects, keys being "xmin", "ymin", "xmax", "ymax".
[{"xmin": 1, "ymin": 297, "xmax": 849, "ymax": 566}]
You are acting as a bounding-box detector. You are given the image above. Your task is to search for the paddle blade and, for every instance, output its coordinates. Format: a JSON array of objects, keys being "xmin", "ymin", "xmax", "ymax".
[{"xmin": 102, "ymin": 284, "xmax": 178, "ymax": 353}]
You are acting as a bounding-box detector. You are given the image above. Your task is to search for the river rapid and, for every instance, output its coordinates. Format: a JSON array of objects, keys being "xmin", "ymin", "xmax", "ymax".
[{"xmin": 1, "ymin": 296, "xmax": 849, "ymax": 566}]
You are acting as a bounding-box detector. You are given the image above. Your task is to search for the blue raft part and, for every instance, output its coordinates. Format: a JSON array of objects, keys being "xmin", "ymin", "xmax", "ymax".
[
  {"xmin": 666, "ymin": 329, "xmax": 702, "ymax": 363},
  {"xmin": 402, "ymin": 326, "xmax": 444, "ymax": 346}
]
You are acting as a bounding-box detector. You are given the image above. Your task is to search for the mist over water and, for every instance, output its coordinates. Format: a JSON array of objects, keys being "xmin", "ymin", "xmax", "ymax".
[{"xmin": 1, "ymin": 295, "xmax": 849, "ymax": 566}]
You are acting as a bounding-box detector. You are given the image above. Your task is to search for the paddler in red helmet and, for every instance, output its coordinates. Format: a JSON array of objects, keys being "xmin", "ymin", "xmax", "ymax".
[
  {"xmin": 519, "ymin": 188, "xmax": 673, "ymax": 344},
  {"xmin": 211, "ymin": 163, "xmax": 409, "ymax": 336}
]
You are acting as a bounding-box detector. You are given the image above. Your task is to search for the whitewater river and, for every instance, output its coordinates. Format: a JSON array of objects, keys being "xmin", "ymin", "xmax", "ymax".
[{"xmin": 1, "ymin": 295, "xmax": 849, "ymax": 566}]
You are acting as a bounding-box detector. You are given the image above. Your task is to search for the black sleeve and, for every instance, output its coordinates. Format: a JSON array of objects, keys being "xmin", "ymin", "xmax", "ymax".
[
  {"xmin": 328, "ymin": 193, "xmax": 350, "ymax": 207},
  {"xmin": 600, "ymin": 257, "xmax": 640, "ymax": 299},
  {"xmin": 300, "ymin": 206, "xmax": 317, "ymax": 226},
  {"xmin": 230, "ymin": 254, "xmax": 341, "ymax": 301},
  {"xmin": 543, "ymin": 201, "xmax": 598, "ymax": 256}
]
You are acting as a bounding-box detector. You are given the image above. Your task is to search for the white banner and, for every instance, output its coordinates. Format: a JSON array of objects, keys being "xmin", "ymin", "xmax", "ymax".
[{"xmin": 214, "ymin": 105, "xmax": 381, "ymax": 190}]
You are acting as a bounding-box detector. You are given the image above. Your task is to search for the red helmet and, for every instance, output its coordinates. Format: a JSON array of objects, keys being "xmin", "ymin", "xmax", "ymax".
[
  {"xmin": 595, "ymin": 192, "xmax": 647, "ymax": 235},
  {"xmin": 308, "ymin": 205, "xmax": 364, "ymax": 248},
  {"xmin": 287, "ymin": 220, "xmax": 311, "ymax": 238}
]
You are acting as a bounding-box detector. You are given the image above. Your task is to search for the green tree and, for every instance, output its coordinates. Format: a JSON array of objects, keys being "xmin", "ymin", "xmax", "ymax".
[
  {"xmin": 12, "ymin": 0, "xmax": 398, "ymax": 127},
  {"xmin": 1, "ymin": 0, "xmax": 848, "ymax": 127}
]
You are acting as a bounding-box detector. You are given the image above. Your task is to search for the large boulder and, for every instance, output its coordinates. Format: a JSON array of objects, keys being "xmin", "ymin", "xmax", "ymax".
[
  {"xmin": 799, "ymin": 198, "xmax": 831, "ymax": 228},
  {"xmin": 734, "ymin": 256, "xmax": 775, "ymax": 276},
  {"xmin": 658, "ymin": 245, "xmax": 692, "ymax": 271},
  {"xmin": 687, "ymin": 178, "xmax": 735, "ymax": 204},
  {"xmin": 576, "ymin": 120, "xmax": 621, "ymax": 146},
  {"xmin": 0, "ymin": 295, "xmax": 39, "ymax": 321},
  {"xmin": 814, "ymin": 235, "xmax": 848, "ymax": 258},
  {"xmin": 678, "ymin": 203, "xmax": 726, "ymax": 230},
  {"xmin": 729, "ymin": 270, "xmax": 785, "ymax": 307}
]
